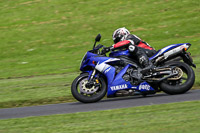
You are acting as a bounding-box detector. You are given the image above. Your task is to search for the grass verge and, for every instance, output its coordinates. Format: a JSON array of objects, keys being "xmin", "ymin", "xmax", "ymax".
[
  {"xmin": 0, "ymin": 73, "xmax": 77, "ymax": 108},
  {"xmin": 0, "ymin": 100, "xmax": 200, "ymax": 133}
]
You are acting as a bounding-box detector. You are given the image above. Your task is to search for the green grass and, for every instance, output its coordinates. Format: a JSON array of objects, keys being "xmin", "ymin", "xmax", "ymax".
[
  {"xmin": 0, "ymin": 0, "xmax": 200, "ymax": 107},
  {"xmin": 1, "ymin": 101, "xmax": 200, "ymax": 133},
  {"xmin": 0, "ymin": 73, "xmax": 78, "ymax": 108}
]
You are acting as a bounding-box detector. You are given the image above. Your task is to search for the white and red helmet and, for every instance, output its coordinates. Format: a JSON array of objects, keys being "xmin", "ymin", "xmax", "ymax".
[{"xmin": 112, "ymin": 27, "xmax": 130, "ymax": 43}]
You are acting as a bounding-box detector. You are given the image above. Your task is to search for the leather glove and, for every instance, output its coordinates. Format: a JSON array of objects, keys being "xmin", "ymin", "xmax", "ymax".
[{"xmin": 101, "ymin": 47, "xmax": 111, "ymax": 54}]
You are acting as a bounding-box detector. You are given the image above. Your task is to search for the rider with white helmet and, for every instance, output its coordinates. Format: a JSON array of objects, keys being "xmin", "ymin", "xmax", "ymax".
[{"xmin": 103, "ymin": 27, "xmax": 156, "ymax": 74}]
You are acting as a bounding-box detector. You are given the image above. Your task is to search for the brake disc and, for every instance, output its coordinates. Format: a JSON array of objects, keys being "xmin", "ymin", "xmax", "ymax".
[
  {"xmin": 79, "ymin": 78, "xmax": 99, "ymax": 94},
  {"xmin": 168, "ymin": 67, "xmax": 183, "ymax": 80}
]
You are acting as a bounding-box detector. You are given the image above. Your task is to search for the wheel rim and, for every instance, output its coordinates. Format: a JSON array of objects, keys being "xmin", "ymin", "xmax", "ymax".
[
  {"xmin": 168, "ymin": 67, "xmax": 183, "ymax": 80},
  {"xmin": 76, "ymin": 76, "xmax": 102, "ymax": 97},
  {"xmin": 166, "ymin": 66, "xmax": 188, "ymax": 86},
  {"xmin": 79, "ymin": 78, "xmax": 99, "ymax": 95}
]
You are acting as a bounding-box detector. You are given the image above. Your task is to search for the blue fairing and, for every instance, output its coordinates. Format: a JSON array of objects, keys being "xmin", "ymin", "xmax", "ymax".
[
  {"xmin": 80, "ymin": 51, "xmax": 156, "ymax": 97},
  {"xmin": 80, "ymin": 52, "xmax": 97, "ymax": 71},
  {"xmin": 106, "ymin": 64, "xmax": 155, "ymax": 96},
  {"xmin": 137, "ymin": 82, "xmax": 155, "ymax": 92},
  {"xmin": 107, "ymin": 64, "xmax": 133, "ymax": 96},
  {"xmin": 109, "ymin": 50, "xmax": 131, "ymax": 57}
]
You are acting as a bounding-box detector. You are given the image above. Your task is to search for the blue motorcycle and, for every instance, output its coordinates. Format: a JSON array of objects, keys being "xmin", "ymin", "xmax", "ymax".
[{"xmin": 71, "ymin": 34, "xmax": 196, "ymax": 103}]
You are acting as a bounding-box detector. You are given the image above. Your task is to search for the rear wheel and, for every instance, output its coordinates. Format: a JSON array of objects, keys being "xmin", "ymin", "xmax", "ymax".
[
  {"xmin": 159, "ymin": 61, "xmax": 195, "ymax": 94},
  {"xmin": 71, "ymin": 73, "xmax": 107, "ymax": 103}
]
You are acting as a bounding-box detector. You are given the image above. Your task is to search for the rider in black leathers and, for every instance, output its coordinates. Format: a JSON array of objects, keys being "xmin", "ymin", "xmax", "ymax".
[{"xmin": 102, "ymin": 27, "xmax": 157, "ymax": 73}]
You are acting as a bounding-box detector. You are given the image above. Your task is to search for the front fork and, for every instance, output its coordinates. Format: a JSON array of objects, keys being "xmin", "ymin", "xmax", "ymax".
[
  {"xmin": 88, "ymin": 69, "xmax": 96, "ymax": 82},
  {"xmin": 85, "ymin": 69, "xmax": 99, "ymax": 88}
]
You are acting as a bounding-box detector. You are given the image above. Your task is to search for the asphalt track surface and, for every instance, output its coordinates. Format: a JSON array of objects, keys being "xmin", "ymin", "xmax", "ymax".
[{"xmin": 0, "ymin": 89, "xmax": 200, "ymax": 119}]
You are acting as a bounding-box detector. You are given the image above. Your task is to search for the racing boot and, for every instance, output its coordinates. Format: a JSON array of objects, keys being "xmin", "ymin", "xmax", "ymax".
[
  {"xmin": 128, "ymin": 45, "xmax": 155, "ymax": 75},
  {"xmin": 139, "ymin": 55, "xmax": 155, "ymax": 75}
]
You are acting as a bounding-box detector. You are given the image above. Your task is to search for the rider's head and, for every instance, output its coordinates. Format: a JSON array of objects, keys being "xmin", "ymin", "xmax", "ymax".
[{"xmin": 112, "ymin": 27, "xmax": 130, "ymax": 44}]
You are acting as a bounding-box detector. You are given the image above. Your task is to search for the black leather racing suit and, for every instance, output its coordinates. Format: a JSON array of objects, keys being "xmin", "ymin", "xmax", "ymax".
[{"xmin": 111, "ymin": 34, "xmax": 157, "ymax": 68}]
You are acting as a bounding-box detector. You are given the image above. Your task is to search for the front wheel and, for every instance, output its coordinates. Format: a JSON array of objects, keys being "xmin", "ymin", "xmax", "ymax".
[
  {"xmin": 159, "ymin": 61, "xmax": 195, "ymax": 94},
  {"xmin": 71, "ymin": 73, "xmax": 107, "ymax": 103}
]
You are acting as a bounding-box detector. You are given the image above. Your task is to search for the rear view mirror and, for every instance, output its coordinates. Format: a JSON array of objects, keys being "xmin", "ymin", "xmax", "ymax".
[
  {"xmin": 95, "ymin": 34, "xmax": 101, "ymax": 42},
  {"xmin": 93, "ymin": 34, "xmax": 101, "ymax": 49}
]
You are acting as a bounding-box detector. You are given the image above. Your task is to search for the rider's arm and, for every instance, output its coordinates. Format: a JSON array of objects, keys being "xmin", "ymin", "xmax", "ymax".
[
  {"xmin": 101, "ymin": 40, "xmax": 135, "ymax": 54},
  {"xmin": 126, "ymin": 34, "xmax": 155, "ymax": 50},
  {"xmin": 111, "ymin": 40, "xmax": 134, "ymax": 50}
]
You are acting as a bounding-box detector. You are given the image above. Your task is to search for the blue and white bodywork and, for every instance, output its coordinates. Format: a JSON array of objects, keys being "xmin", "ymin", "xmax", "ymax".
[
  {"xmin": 80, "ymin": 42, "xmax": 192, "ymax": 97},
  {"xmin": 149, "ymin": 43, "xmax": 191, "ymax": 60},
  {"xmin": 80, "ymin": 51, "xmax": 156, "ymax": 97},
  {"xmin": 71, "ymin": 32, "xmax": 196, "ymax": 104}
]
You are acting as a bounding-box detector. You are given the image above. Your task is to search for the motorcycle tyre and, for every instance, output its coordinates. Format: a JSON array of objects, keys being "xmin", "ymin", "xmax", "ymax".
[
  {"xmin": 71, "ymin": 73, "xmax": 107, "ymax": 103},
  {"xmin": 159, "ymin": 61, "xmax": 195, "ymax": 95}
]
